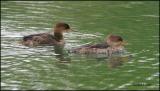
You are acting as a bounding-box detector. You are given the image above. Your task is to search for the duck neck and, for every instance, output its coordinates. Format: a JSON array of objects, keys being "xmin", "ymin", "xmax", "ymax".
[{"xmin": 54, "ymin": 32, "xmax": 63, "ymax": 42}]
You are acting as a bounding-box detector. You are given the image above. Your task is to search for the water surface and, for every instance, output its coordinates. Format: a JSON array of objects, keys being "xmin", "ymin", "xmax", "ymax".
[{"xmin": 1, "ymin": 1, "xmax": 159, "ymax": 90}]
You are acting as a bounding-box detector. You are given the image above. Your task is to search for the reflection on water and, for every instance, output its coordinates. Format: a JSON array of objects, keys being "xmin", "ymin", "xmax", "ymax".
[
  {"xmin": 107, "ymin": 55, "xmax": 131, "ymax": 69},
  {"xmin": 54, "ymin": 44, "xmax": 71, "ymax": 63},
  {"xmin": 1, "ymin": 1, "xmax": 159, "ymax": 90}
]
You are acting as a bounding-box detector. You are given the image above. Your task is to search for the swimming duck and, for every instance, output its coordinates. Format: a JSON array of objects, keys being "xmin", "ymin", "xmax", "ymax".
[
  {"xmin": 21, "ymin": 22, "xmax": 71, "ymax": 46},
  {"xmin": 71, "ymin": 34, "xmax": 125, "ymax": 55}
]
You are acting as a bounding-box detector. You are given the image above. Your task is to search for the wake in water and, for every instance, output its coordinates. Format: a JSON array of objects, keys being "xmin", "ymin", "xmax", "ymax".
[{"xmin": 1, "ymin": 25, "xmax": 129, "ymax": 60}]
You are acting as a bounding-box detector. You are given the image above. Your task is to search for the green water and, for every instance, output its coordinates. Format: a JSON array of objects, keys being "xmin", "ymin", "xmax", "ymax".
[{"xmin": 1, "ymin": 1, "xmax": 159, "ymax": 90}]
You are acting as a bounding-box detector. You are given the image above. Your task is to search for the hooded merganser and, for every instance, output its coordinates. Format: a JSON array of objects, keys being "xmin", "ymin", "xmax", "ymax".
[
  {"xmin": 71, "ymin": 34, "xmax": 125, "ymax": 55},
  {"xmin": 21, "ymin": 22, "xmax": 71, "ymax": 46}
]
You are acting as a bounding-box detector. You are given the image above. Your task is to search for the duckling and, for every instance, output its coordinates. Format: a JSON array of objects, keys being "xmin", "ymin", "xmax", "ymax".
[
  {"xmin": 21, "ymin": 22, "xmax": 71, "ymax": 46},
  {"xmin": 71, "ymin": 34, "xmax": 126, "ymax": 55}
]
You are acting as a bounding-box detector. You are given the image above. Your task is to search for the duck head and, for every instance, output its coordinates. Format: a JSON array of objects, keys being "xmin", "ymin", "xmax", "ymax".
[
  {"xmin": 105, "ymin": 34, "xmax": 124, "ymax": 47},
  {"xmin": 53, "ymin": 22, "xmax": 71, "ymax": 33}
]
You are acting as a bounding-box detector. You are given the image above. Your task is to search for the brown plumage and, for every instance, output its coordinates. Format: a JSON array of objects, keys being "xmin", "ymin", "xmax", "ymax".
[
  {"xmin": 21, "ymin": 22, "xmax": 70, "ymax": 46},
  {"xmin": 70, "ymin": 35, "xmax": 125, "ymax": 55}
]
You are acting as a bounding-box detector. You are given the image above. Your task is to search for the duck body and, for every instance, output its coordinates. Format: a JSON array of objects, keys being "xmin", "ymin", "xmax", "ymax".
[
  {"xmin": 70, "ymin": 43, "xmax": 110, "ymax": 53},
  {"xmin": 70, "ymin": 34, "xmax": 126, "ymax": 56},
  {"xmin": 22, "ymin": 32, "xmax": 64, "ymax": 46},
  {"xmin": 21, "ymin": 22, "xmax": 71, "ymax": 47},
  {"xmin": 70, "ymin": 42, "xmax": 125, "ymax": 56}
]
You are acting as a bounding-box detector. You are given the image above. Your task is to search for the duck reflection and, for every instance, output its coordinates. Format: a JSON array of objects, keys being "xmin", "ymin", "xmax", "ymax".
[
  {"xmin": 107, "ymin": 55, "xmax": 131, "ymax": 68},
  {"xmin": 54, "ymin": 44, "xmax": 71, "ymax": 63}
]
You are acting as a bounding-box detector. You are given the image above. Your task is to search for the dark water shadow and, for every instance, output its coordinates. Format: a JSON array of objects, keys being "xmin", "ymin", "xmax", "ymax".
[
  {"xmin": 107, "ymin": 55, "xmax": 132, "ymax": 69},
  {"xmin": 82, "ymin": 52, "xmax": 132, "ymax": 69},
  {"xmin": 54, "ymin": 44, "xmax": 71, "ymax": 63}
]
